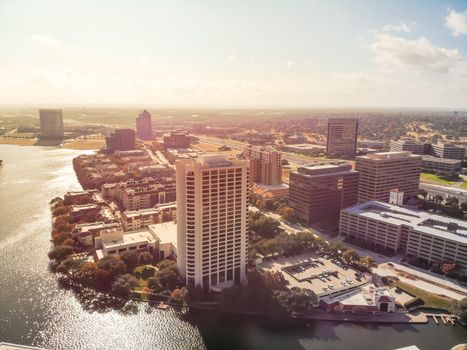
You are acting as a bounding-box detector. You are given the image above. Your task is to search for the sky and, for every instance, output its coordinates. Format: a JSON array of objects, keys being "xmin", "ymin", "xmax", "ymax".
[{"xmin": 1, "ymin": 0, "xmax": 467, "ymax": 108}]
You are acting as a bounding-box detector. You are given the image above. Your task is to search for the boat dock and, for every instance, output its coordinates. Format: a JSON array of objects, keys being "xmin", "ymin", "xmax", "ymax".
[{"xmin": 426, "ymin": 314, "xmax": 457, "ymax": 325}]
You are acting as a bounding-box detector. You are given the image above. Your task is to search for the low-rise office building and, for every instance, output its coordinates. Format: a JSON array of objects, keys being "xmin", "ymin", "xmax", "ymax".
[
  {"xmin": 430, "ymin": 143, "xmax": 466, "ymax": 160},
  {"xmin": 389, "ymin": 140, "xmax": 426, "ymax": 155},
  {"xmin": 95, "ymin": 228, "xmax": 157, "ymax": 259},
  {"xmin": 421, "ymin": 155, "xmax": 462, "ymax": 177},
  {"xmin": 339, "ymin": 201, "xmax": 467, "ymax": 268}
]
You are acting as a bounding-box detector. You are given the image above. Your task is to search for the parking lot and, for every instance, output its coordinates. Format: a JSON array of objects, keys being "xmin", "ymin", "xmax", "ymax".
[{"xmin": 260, "ymin": 253, "xmax": 369, "ymax": 297}]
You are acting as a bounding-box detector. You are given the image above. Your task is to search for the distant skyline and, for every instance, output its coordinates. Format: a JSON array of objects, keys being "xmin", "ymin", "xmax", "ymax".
[{"xmin": 1, "ymin": 0, "xmax": 467, "ymax": 108}]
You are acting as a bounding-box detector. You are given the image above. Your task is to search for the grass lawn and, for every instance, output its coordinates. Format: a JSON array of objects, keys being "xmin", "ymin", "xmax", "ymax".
[
  {"xmin": 133, "ymin": 265, "xmax": 158, "ymax": 290},
  {"xmin": 460, "ymin": 181, "xmax": 467, "ymax": 189},
  {"xmin": 393, "ymin": 281, "xmax": 453, "ymax": 310},
  {"xmin": 420, "ymin": 173, "xmax": 459, "ymax": 186}
]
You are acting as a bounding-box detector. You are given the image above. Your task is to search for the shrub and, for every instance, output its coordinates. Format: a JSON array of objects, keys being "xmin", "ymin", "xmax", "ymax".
[{"xmin": 48, "ymin": 245, "xmax": 74, "ymax": 262}]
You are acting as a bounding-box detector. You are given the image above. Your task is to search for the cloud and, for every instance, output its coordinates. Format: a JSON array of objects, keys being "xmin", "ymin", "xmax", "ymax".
[
  {"xmin": 381, "ymin": 22, "xmax": 411, "ymax": 33},
  {"xmin": 228, "ymin": 55, "xmax": 237, "ymax": 62},
  {"xmin": 286, "ymin": 61, "xmax": 295, "ymax": 70},
  {"xmin": 446, "ymin": 9, "xmax": 467, "ymax": 36},
  {"xmin": 31, "ymin": 33, "xmax": 60, "ymax": 47},
  {"xmin": 369, "ymin": 34, "xmax": 462, "ymax": 73}
]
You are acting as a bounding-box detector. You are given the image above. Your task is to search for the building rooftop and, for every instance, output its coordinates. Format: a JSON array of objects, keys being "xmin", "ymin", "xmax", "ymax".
[
  {"xmin": 102, "ymin": 229, "xmax": 156, "ymax": 250},
  {"xmin": 343, "ymin": 201, "xmax": 467, "ymax": 244},
  {"xmin": 422, "ymin": 155, "xmax": 462, "ymax": 164},
  {"xmin": 296, "ymin": 162, "xmax": 354, "ymax": 176},
  {"xmin": 148, "ymin": 221, "xmax": 177, "ymax": 248},
  {"xmin": 359, "ymin": 151, "xmax": 422, "ymax": 160}
]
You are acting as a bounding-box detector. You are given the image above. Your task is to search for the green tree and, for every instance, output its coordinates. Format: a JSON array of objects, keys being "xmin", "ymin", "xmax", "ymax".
[
  {"xmin": 94, "ymin": 268, "xmax": 113, "ymax": 291},
  {"xmin": 48, "ymin": 245, "xmax": 74, "ymax": 262},
  {"xmin": 97, "ymin": 256, "xmax": 127, "ymax": 277},
  {"xmin": 451, "ymin": 298, "xmax": 467, "ymax": 322},
  {"xmin": 120, "ymin": 251, "xmax": 139, "ymax": 270},
  {"xmin": 138, "ymin": 251, "xmax": 154, "ymax": 265},
  {"xmin": 342, "ymin": 249, "xmax": 360, "ymax": 265},
  {"xmin": 111, "ymin": 273, "xmax": 139, "ymax": 297},
  {"xmin": 272, "ymin": 287, "xmax": 318, "ymax": 313}
]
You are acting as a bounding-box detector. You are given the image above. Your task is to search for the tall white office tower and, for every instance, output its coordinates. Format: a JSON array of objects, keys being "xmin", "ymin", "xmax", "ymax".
[{"xmin": 176, "ymin": 154, "xmax": 249, "ymax": 292}]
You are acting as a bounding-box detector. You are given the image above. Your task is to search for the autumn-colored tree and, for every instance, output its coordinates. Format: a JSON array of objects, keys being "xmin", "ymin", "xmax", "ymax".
[
  {"xmin": 94, "ymin": 268, "xmax": 113, "ymax": 291},
  {"xmin": 63, "ymin": 238, "xmax": 75, "ymax": 247},
  {"xmin": 78, "ymin": 262, "xmax": 98, "ymax": 286}
]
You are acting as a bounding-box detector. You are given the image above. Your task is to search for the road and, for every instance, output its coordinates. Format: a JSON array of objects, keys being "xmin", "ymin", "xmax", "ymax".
[{"xmin": 420, "ymin": 182, "xmax": 467, "ymax": 202}]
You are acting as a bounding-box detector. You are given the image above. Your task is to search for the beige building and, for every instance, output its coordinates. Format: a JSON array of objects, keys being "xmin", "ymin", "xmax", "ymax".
[
  {"xmin": 355, "ymin": 152, "xmax": 421, "ymax": 203},
  {"xmin": 339, "ymin": 201, "xmax": 467, "ymax": 268},
  {"xmin": 243, "ymin": 144, "xmax": 282, "ymax": 185},
  {"xmin": 121, "ymin": 203, "xmax": 176, "ymax": 231},
  {"xmin": 326, "ymin": 118, "xmax": 358, "ymax": 159},
  {"xmin": 176, "ymin": 154, "xmax": 249, "ymax": 291}
]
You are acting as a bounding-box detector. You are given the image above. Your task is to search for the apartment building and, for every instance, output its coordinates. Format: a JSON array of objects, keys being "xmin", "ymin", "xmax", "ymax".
[
  {"xmin": 243, "ymin": 144, "xmax": 282, "ymax": 185},
  {"xmin": 421, "ymin": 155, "xmax": 462, "ymax": 177},
  {"xmin": 176, "ymin": 154, "xmax": 249, "ymax": 291},
  {"xmin": 339, "ymin": 201, "xmax": 467, "ymax": 268},
  {"xmin": 389, "ymin": 140, "xmax": 425, "ymax": 155},
  {"xmin": 121, "ymin": 203, "xmax": 176, "ymax": 231},
  {"xmin": 72, "ymin": 221, "xmax": 121, "ymax": 246},
  {"xmin": 326, "ymin": 118, "xmax": 359, "ymax": 159},
  {"xmin": 355, "ymin": 152, "xmax": 421, "ymax": 203},
  {"xmin": 289, "ymin": 163, "xmax": 359, "ymax": 224}
]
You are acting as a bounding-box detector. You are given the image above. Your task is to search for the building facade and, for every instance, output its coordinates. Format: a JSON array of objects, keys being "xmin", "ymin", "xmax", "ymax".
[
  {"xmin": 289, "ymin": 163, "xmax": 359, "ymax": 224},
  {"xmin": 243, "ymin": 144, "xmax": 282, "ymax": 185},
  {"xmin": 430, "ymin": 143, "xmax": 466, "ymax": 160},
  {"xmin": 389, "ymin": 140, "xmax": 425, "ymax": 155},
  {"xmin": 355, "ymin": 152, "xmax": 421, "ymax": 203},
  {"xmin": 421, "ymin": 155, "xmax": 462, "ymax": 177},
  {"xmin": 136, "ymin": 109, "xmax": 152, "ymax": 140},
  {"xmin": 326, "ymin": 118, "xmax": 359, "ymax": 159},
  {"xmin": 39, "ymin": 109, "xmax": 64, "ymax": 139},
  {"xmin": 176, "ymin": 155, "xmax": 249, "ymax": 291},
  {"xmin": 339, "ymin": 201, "xmax": 467, "ymax": 268},
  {"xmin": 163, "ymin": 130, "xmax": 190, "ymax": 150},
  {"xmin": 105, "ymin": 129, "xmax": 136, "ymax": 152}
]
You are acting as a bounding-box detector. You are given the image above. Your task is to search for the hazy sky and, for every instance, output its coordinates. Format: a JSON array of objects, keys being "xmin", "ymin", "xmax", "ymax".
[{"xmin": 1, "ymin": 0, "xmax": 467, "ymax": 108}]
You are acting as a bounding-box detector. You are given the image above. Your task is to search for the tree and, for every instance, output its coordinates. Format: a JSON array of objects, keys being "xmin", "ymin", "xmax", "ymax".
[
  {"xmin": 147, "ymin": 277, "xmax": 162, "ymax": 292},
  {"xmin": 63, "ymin": 238, "xmax": 75, "ymax": 247},
  {"xmin": 249, "ymin": 214, "xmax": 281, "ymax": 239},
  {"xmin": 157, "ymin": 265, "xmax": 180, "ymax": 290},
  {"xmin": 281, "ymin": 207, "xmax": 295, "ymax": 221},
  {"xmin": 451, "ymin": 298, "xmax": 467, "ymax": 321},
  {"xmin": 78, "ymin": 262, "xmax": 97, "ymax": 286},
  {"xmin": 461, "ymin": 202, "xmax": 467, "ymax": 211},
  {"xmin": 51, "ymin": 232, "xmax": 68, "ymax": 246},
  {"xmin": 361, "ymin": 256, "xmax": 376, "ymax": 269},
  {"xmin": 120, "ymin": 251, "xmax": 139, "ymax": 270},
  {"xmin": 441, "ymin": 262, "xmax": 459, "ymax": 276},
  {"xmin": 418, "ymin": 189, "xmax": 428, "ymax": 199},
  {"xmin": 94, "ymin": 268, "xmax": 113, "ymax": 291},
  {"xmin": 111, "ymin": 273, "xmax": 138, "ymax": 297},
  {"xmin": 262, "ymin": 271, "xmax": 289, "ymax": 290},
  {"xmin": 56, "ymin": 257, "xmax": 82, "ymax": 278},
  {"xmin": 138, "ymin": 251, "xmax": 154, "ymax": 265},
  {"xmin": 97, "ymin": 256, "xmax": 127, "ymax": 277},
  {"xmin": 272, "ymin": 287, "xmax": 317, "ymax": 313},
  {"xmin": 48, "ymin": 245, "xmax": 74, "ymax": 262},
  {"xmin": 53, "ymin": 206, "xmax": 68, "ymax": 217},
  {"xmin": 342, "ymin": 250, "xmax": 360, "ymax": 265}
]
